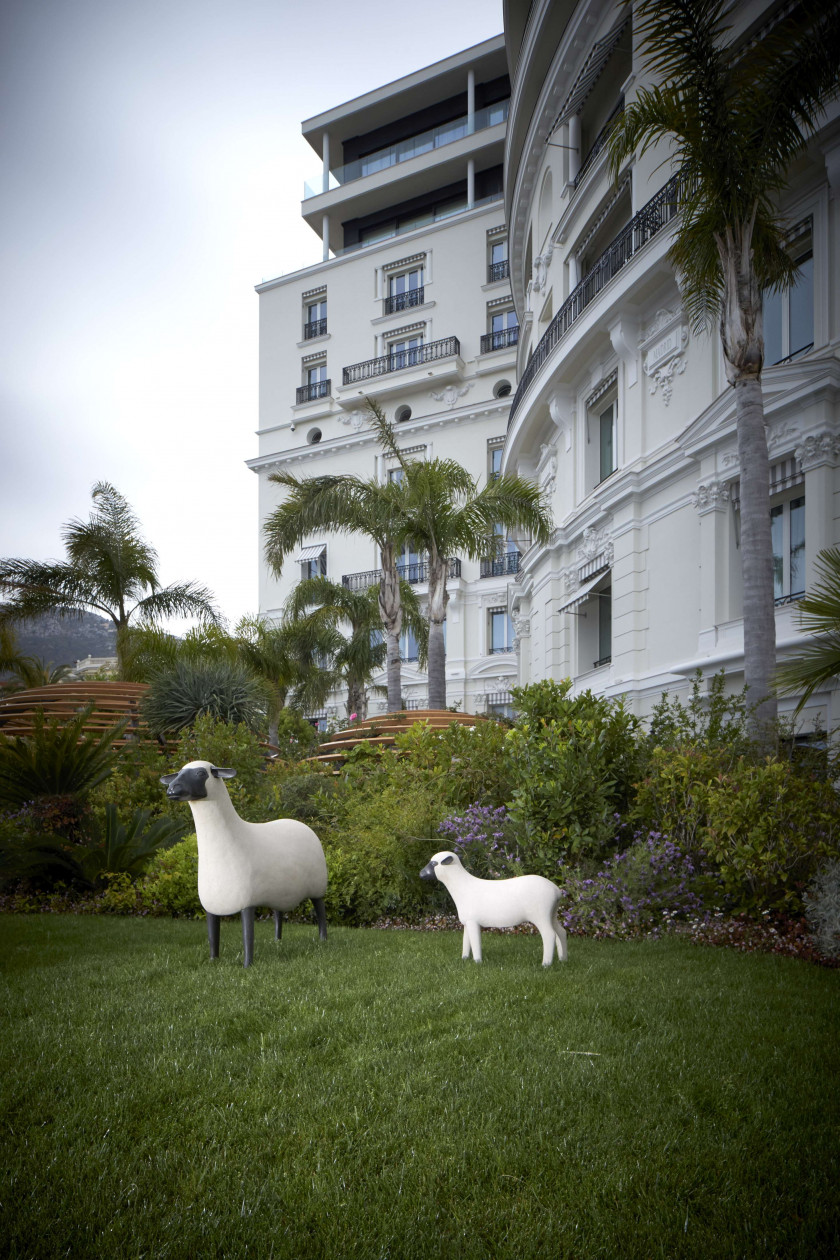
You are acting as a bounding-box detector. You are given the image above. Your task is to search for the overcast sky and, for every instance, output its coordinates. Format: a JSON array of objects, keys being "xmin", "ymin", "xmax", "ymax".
[{"xmin": 0, "ymin": 0, "xmax": 503, "ymax": 634}]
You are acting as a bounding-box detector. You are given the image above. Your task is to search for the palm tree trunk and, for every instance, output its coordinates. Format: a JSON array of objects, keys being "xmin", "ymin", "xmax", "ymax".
[
  {"xmin": 426, "ymin": 560, "xmax": 448, "ymax": 710},
  {"xmin": 734, "ymin": 374, "xmax": 777, "ymax": 731},
  {"xmin": 378, "ymin": 549, "xmax": 403, "ymax": 711}
]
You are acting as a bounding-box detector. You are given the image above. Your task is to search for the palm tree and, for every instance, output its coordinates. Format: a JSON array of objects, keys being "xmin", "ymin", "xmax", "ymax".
[
  {"xmin": 264, "ymin": 452, "xmax": 416, "ymax": 712},
  {"xmin": 284, "ymin": 575, "xmax": 427, "ymax": 720},
  {"xmin": 608, "ymin": 0, "xmax": 840, "ymax": 731},
  {"xmin": 234, "ymin": 615, "xmax": 334, "ymax": 744},
  {"xmin": 0, "ymin": 482, "xmax": 219, "ymax": 676},
  {"xmin": 365, "ymin": 400, "xmax": 552, "ymax": 709},
  {"xmin": 776, "ymin": 547, "xmax": 840, "ymax": 712}
]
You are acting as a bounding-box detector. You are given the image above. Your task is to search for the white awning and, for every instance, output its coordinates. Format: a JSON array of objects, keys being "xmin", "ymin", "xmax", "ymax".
[
  {"xmin": 295, "ymin": 543, "xmax": 326, "ymax": 563},
  {"xmin": 729, "ymin": 456, "xmax": 803, "ymax": 510},
  {"xmin": 556, "ymin": 571, "xmax": 609, "ymax": 614}
]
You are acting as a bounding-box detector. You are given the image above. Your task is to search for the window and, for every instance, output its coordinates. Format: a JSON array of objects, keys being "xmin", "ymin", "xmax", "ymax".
[
  {"xmin": 299, "ymin": 546, "xmax": 327, "ymax": 581},
  {"xmin": 307, "ymin": 362, "xmax": 327, "ymax": 389},
  {"xmin": 388, "ymin": 467, "xmax": 405, "ymax": 485},
  {"xmin": 397, "ymin": 541, "xmax": 422, "ymax": 581},
  {"xmin": 771, "ymin": 495, "xmax": 805, "ymax": 603},
  {"xmin": 598, "ymin": 402, "xmax": 616, "ymax": 483},
  {"xmin": 296, "ymin": 360, "xmax": 329, "ymax": 404},
  {"xmin": 483, "ymin": 306, "xmax": 519, "ymax": 352},
  {"xmin": 488, "ymin": 442, "xmax": 504, "ymax": 482},
  {"xmin": 489, "ymin": 607, "xmax": 514, "ymax": 654},
  {"xmin": 400, "ymin": 625, "xmax": 420, "ymax": 662},
  {"xmin": 385, "ymin": 267, "xmax": 424, "ymax": 314},
  {"xmin": 489, "ymin": 238, "xmax": 509, "ymax": 282},
  {"xmin": 304, "ymin": 297, "xmax": 327, "ymax": 339},
  {"xmin": 764, "ymin": 222, "xmax": 813, "ymax": 365},
  {"xmin": 387, "ymin": 334, "xmax": 423, "ymax": 370}
]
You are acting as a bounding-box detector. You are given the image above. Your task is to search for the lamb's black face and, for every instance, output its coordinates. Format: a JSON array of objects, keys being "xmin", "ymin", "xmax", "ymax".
[
  {"xmin": 419, "ymin": 855, "xmax": 455, "ymax": 883},
  {"xmin": 161, "ymin": 767, "xmax": 209, "ymax": 801}
]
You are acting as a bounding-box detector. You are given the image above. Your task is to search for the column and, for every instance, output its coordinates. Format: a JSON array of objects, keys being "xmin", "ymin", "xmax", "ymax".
[
  {"xmin": 467, "ymin": 158, "xmax": 475, "ymax": 209},
  {"xmin": 322, "ymin": 132, "xmax": 330, "ymax": 195},
  {"xmin": 796, "ymin": 432, "xmax": 840, "ymax": 586},
  {"xmin": 321, "ymin": 214, "xmax": 330, "ymax": 263}
]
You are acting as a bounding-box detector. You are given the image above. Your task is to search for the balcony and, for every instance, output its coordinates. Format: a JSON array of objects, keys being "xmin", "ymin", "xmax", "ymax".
[
  {"xmin": 480, "ymin": 551, "xmax": 521, "ymax": 578},
  {"xmin": 480, "ymin": 326, "xmax": 519, "ymax": 354},
  {"xmin": 383, "ymin": 286, "xmax": 425, "ymax": 316},
  {"xmin": 573, "ymin": 103, "xmax": 624, "ymax": 190},
  {"xmin": 303, "ymin": 319, "xmax": 328, "ymax": 340},
  {"xmin": 342, "ymin": 557, "xmax": 461, "ymax": 591},
  {"xmin": 508, "ymin": 174, "xmax": 688, "ymax": 430},
  {"xmin": 343, "ymin": 336, "xmax": 460, "ymax": 386},
  {"xmin": 488, "ymin": 645, "xmax": 514, "ymax": 655},
  {"xmin": 303, "ymin": 100, "xmax": 510, "ymax": 198},
  {"xmin": 488, "ymin": 259, "xmax": 509, "ymax": 283},
  {"xmin": 296, "ymin": 379, "xmax": 331, "ymax": 405}
]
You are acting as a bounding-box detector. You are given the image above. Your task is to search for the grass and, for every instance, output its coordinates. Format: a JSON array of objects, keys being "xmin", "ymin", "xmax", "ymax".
[{"xmin": 1, "ymin": 916, "xmax": 838, "ymax": 1259}]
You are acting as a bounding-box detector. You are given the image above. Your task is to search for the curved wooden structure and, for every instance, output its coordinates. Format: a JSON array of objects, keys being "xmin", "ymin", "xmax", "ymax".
[
  {"xmin": 309, "ymin": 708, "xmax": 487, "ymax": 765},
  {"xmin": 0, "ymin": 681, "xmax": 152, "ymax": 746}
]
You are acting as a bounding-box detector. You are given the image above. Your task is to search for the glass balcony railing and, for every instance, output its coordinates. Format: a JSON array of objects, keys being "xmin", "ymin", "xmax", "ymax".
[{"xmin": 304, "ymin": 100, "xmax": 509, "ymax": 199}]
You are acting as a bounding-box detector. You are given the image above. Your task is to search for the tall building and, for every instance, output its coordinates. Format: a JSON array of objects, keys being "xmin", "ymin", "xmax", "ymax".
[
  {"xmin": 250, "ymin": 37, "xmax": 526, "ymax": 720},
  {"xmin": 501, "ymin": 0, "xmax": 840, "ymax": 728}
]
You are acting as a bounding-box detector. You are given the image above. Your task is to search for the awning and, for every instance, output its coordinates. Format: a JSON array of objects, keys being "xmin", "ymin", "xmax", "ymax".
[
  {"xmin": 556, "ymin": 570, "xmax": 610, "ymax": 614},
  {"xmin": 295, "ymin": 543, "xmax": 326, "ymax": 563},
  {"xmin": 558, "ymin": 18, "xmax": 630, "ymax": 122},
  {"xmin": 729, "ymin": 456, "xmax": 803, "ymax": 510}
]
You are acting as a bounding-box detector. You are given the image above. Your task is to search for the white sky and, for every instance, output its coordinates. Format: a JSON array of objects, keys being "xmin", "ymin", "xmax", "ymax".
[{"xmin": 0, "ymin": 0, "xmax": 503, "ymax": 633}]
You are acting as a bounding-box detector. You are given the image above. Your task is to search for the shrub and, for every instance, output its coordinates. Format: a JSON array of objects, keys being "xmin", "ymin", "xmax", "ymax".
[
  {"xmin": 141, "ymin": 660, "xmax": 268, "ymax": 736},
  {"xmin": 804, "ymin": 859, "xmax": 840, "ymax": 959},
  {"xmin": 173, "ymin": 714, "xmax": 270, "ymax": 821},
  {"xmin": 437, "ymin": 804, "xmax": 522, "ymax": 879},
  {"xmin": 271, "ymin": 709, "xmax": 320, "ymax": 761},
  {"xmin": 645, "ymin": 670, "xmax": 751, "ymax": 754},
  {"xmin": 124, "ymin": 833, "xmax": 202, "ymax": 917},
  {"xmin": 79, "ymin": 805, "xmax": 185, "ymax": 886},
  {"xmin": 392, "ymin": 719, "xmax": 513, "ymax": 810}
]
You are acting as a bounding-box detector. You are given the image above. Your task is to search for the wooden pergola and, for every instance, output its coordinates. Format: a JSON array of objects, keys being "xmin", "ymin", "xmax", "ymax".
[
  {"xmin": 308, "ymin": 708, "xmax": 487, "ymax": 766},
  {"xmin": 0, "ymin": 682, "xmax": 153, "ymax": 747}
]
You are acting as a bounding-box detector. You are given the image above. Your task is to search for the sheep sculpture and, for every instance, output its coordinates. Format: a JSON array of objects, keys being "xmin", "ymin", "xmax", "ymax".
[
  {"xmin": 419, "ymin": 851, "xmax": 567, "ymax": 966},
  {"xmin": 161, "ymin": 760, "xmax": 328, "ymax": 967}
]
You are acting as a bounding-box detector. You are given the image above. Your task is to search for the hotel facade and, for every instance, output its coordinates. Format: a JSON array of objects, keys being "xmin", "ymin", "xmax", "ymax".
[{"xmin": 253, "ymin": 2, "xmax": 840, "ymax": 727}]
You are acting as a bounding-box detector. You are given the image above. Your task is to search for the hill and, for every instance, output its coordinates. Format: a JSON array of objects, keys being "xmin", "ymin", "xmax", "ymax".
[{"xmin": 1, "ymin": 609, "xmax": 117, "ymax": 669}]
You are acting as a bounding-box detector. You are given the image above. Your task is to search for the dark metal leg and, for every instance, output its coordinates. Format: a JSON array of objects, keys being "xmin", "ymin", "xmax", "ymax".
[
  {"xmin": 274, "ymin": 909, "xmax": 283, "ymax": 940},
  {"xmin": 313, "ymin": 897, "xmax": 327, "ymax": 942},
  {"xmin": 207, "ymin": 912, "xmax": 220, "ymax": 960},
  {"xmin": 241, "ymin": 906, "xmax": 255, "ymax": 968}
]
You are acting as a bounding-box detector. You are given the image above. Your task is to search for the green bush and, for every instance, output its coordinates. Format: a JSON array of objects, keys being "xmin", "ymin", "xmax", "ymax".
[
  {"xmin": 632, "ymin": 746, "xmax": 840, "ymax": 912},
  {"xmin": 141, "ymin": 659, "xmax": 268, "ymax": 736},
  {"xmin": 108, "ymin": 833, "xmax": 202, "ymax": 917},
  {"xmin": 173, "ymin": 714, "xmax": 270, "ymax": 821},
  {"xmin": 392, "ymin": 718, "xmax": 513, "ymax": 811}
]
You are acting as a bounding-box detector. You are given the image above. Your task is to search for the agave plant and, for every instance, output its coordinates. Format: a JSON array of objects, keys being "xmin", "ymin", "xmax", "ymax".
[{"xmin": 141, "ymin": 658, "xmax": 269, "ymax": 737}]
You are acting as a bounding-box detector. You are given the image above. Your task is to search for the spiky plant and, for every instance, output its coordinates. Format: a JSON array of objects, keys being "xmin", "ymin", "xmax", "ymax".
[
  {"xmin": 140, "ymin": 659, "xmax": 269, "ymax": 737},
  {"xmin": 0, "ymin": 706, "xmax": 126, "ymax": 810},
  {"xmin": 776, "ymin": 547, "xmax": 840, "ymax": 710}
]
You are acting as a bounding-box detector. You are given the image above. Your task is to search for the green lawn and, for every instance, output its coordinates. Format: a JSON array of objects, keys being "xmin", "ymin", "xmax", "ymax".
[{"xmin": 1, "ymin": 916, "xmax": 838, "ymax": 1259}]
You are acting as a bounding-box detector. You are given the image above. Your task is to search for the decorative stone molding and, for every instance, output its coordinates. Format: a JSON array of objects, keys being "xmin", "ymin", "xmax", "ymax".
[
  {"xmin": 537, "ymin": 442, "xmax": 558, "ymax": 497},
  {"xmin": 560, "ymin": 565, "xmax": 579, "ymax": 593},
  {"xmin": 339, "ymin": 409, "xmax": 366, "ymax": 430},
  {"xmin": 795, "ymin": 431, "xmax": 840, "ymax": 472},
  {"xmin": 430, "ymin": 383, "xmax": 472, "ymax": 409},
  {"xmin": 577, "ymin": 525, "xmax": 614, "ymax": 565},
  {"xmin": 692, "ymin": 480, "xmax": 730, "ymax": 514},
  {"xmin": 511, "ymin": 611, "xmax": 531, "ymax": 639},
  {"xmin": 548, "ymin": 389, "xmax": 574, "ymax": 451},
  {"xmin": 531, "ymin": 246, "xmax": 554, "ymax": 294},
  {"xmin": 768, "ymin": 421, "xmax": 801, "ymax": 453},
  {"xmin": 640, "ymin": 307, "xmax": 689, "ymax": 405},
  {"xmin": 609, "ymin": 315, "xmax": 639, "ymax": 388}
]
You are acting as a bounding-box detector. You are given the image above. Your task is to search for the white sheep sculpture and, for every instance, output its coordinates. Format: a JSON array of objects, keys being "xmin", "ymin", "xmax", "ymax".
[
  {"xmin": 161, "ymin": 760, "xmax": 328, "ymax": 967},
  {"xmin": 419, "ymin": 851, "xmax": 567, "ymax": 966}
]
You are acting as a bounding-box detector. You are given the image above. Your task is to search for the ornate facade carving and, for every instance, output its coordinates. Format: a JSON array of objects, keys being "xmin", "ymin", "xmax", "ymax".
[
  {"xmin": 537, "ymin": 442, "xmax": 558, "ymax": 496},
  {"xmin": 531, "ymin": 246, "xmax": 553, "ymax": 294},
  {"xmin": 430, "ymin": 383, "xmax": 472, "ymax": 409},
  {"xmin": 338, "ymin": 409, "xmax": 366, "ymax": 429},
  {"xmin": 795, "ymin": 430, "xmax": 840, "ymax": 471},
  {"xmin": 692, "ymin": 480, "xmax": 730, "ymax": 513},
  {"xmin": 640, "ymin": 307, "xmax": 689, "ymax": 405},
  {"xmin": 576, "ymin": 525, "xmax": 614, "ymax": 565}
]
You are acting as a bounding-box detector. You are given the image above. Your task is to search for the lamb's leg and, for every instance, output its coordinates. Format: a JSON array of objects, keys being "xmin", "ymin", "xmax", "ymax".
[
  {"xmin": 461, "ymin": 925, "xmax": 471, "ymax": 959},
  {"xmin": 466, "ymin": 920, "xmax": 483, "ymax": 963},
  {"xmin": 241, "ymin": 906, "xmax": 255, "ymax": 968},
  {"xmin": 537, "ymin": 918, "xmax": 557, "ymax": 966},
  {"xmin": 207, "ymin": 912, "xmax": 221, "ymax": 961},
  {"xmin": 313, "ymin": 897, "xmax": 328, "ymax": 942},
  {"xmin": 274, "ymin": 910, "xmax": 283, "ymax": 941},
  {"xmin": 553, "ymin": 913, "xmax": 568, "ymax": 962}
]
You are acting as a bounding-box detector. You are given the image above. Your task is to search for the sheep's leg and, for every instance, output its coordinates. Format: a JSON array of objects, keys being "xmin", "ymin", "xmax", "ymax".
[
  {"xmin": 241, "ymin": 906, "xmax": 255, "ymax": 968},
  {"xmin": 553, "ymin": 914, "xmax": 568, "ymax": 962},
  {"xmin": 207, "ymin": 912, "xmax": 221, "ymax": 960},
  {"xmin": 274, "ymin": 910, "xmax": 283, "ymax": 941},
  {"xmin": 537, "ymin": 919, "xmax": 557, "ymax": 966},
  {"xmin": 461, "ymin": 926, "xmax": 471, "ymax": 959},
  {"xmin": 466, "ymin": 920, "xmax": 483, "ymax": 963},
  {"xmin": 313, "ymin": 897, "xmax": 328, "ymax": 942}
]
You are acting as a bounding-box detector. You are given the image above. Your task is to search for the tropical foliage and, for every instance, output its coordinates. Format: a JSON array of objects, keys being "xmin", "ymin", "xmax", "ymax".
[
  {"xmin": 609, "ymin": 0, "xmax": 840, "ymax": 731},
  {"xmin": 776, "ymin": 546, "xmax": 840, "ymax": 709},
  {"xmin": 0, "ymin": 482, "xmax": 218, "ymax": 674}
]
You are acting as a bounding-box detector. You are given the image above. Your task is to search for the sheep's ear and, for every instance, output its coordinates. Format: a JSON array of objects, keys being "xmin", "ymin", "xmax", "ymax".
[
  {"xmin": 159, "ymin": 773, "xmax": 178, "ymax": 785},
  {"xmin": 440, "ymin": 855, "xmax": 455, "ymax": 865},
  {"xmin": 211, "ymin": 767, "xmax": 237, "ymax": 780}
]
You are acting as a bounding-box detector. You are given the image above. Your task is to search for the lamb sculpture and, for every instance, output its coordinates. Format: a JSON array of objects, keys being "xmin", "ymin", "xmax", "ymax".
[
  {"xmin": 419, "ymin": 851, "xmax": 567, "ymax": 966},
  {"xmin": 161, "ymin": 760, "xmax": 328, "ymax": 967}
]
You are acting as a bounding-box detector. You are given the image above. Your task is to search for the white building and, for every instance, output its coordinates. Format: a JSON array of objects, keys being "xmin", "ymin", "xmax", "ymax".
[
  {"xmin": 501, "ymin": 0, "xmax": 840, "ymax": 729},
  {"xmin": 250, "ymin": 37, "xmax": 525, "ymax": 718},
  {"xmin": 253, "ymin": 4, "xmax": 840, "ymax": 728}
]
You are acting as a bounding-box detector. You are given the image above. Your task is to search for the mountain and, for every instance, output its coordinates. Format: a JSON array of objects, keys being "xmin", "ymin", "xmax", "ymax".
[{"xmin": 2, "ymin": 609, "xmax": 117, "ymax": 669}]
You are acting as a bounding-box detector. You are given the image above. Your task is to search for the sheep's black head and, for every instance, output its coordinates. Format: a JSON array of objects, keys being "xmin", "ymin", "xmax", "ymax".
[
  {"xmin": 160, "ymin": 762, "xmax": 237, "ymax": 802},
  {"xmin": 419, "ymin": 853, "xmax": 456, "ymax": 883}
]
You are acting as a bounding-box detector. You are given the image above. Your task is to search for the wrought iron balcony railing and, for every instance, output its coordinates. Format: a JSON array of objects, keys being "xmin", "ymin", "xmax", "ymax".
[
  {"xmin": 383, "ymin": 286, "xmax": 424, "ymax": 315},
  {"xmin": 303, "ymin": 318, "xmax": 327, "ymax": 339},
  {"xmin": 480, "ymin": 551, "xmax": 521, "ymax": 578},
  {"xmin": 508, "ymin": 173, "xmax": 689, "ymax": 430},
  {"xmin": 342, "ymin": 557, "xmax": 461, "ymax": 592},
  {"xmin": 488, "ymin": 259, "xmax": 509, "ymax": 283},
  {"xmin": 480, "ymin": 326, "xmax": 519, "ymax": 354},
  {"xmin": 296, "ymin": 379, "xmax": 331, "ymax": 404},
  {"xmin": 489, "ymin": 644, "xmax": 514, "ymax": 655},
  {"xmin": 593, "ymin": 655, "xmax": 612, "ymax": 669},
  {"xmin": 343, "ymin": 336, "xmax": 460, "ymax": 386}
]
